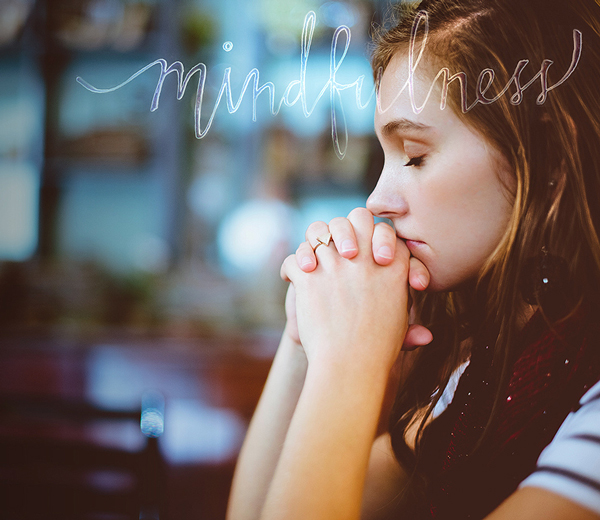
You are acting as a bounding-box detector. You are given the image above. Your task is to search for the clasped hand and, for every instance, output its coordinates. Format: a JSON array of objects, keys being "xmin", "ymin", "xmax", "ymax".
[{"xmin": 281, "ymin": 208, "xmax": 433, "ymax": 373}]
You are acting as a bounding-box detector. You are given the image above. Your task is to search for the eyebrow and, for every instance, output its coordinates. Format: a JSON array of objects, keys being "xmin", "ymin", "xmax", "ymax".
[{"xmin": 380, "ymin": 118, "xmax": 431, "ymax": 137}]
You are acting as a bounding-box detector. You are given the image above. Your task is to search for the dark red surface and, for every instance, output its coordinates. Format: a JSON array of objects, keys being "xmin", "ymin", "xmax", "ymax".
[{"xmin": 0, "ymin": 334, "xmax": 275, "ymax": 520}]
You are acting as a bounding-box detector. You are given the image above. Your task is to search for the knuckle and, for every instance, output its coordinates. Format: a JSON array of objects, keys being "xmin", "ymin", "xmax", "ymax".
[
  {"xmin": 348, "ymin": 207, "xmax": 372, "ymax": 220},
  {"xmin": 374, "ymin": 222, "xmax": 395, "ymax": 242},
  {"xmin": 280, "ymin": 256, "xmax": 293, "ymax": 279},
  {"xmin": 348, "ymin": 208, "xmax": 373, "ymax": 222},
  {"xmin": 296, "ymin": 241, "xmax": 310, "ymax": 255},
  {"xmin": 283, "ymin": 253, "xmax": 295, "ymax": 268},
  {"xmin": 306, "ymin": 221, "xmax": 327, "ymax": 237},
  {"xmin": 328, "ymin": 216, "xmax": 349, "ymax": 231},
  {"xmin": 375, "ymin": 221, "xmax": 395, "ymax": 235},
  {"xmin": 347, "ymin": 209, "xmax": 375, "ymax": 237}
]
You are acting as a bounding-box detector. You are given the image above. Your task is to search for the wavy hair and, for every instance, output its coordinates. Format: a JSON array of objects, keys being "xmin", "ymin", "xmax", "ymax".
[{"xmin": 371, "ymin": 0, "xmax": 600, "ymax": 509}]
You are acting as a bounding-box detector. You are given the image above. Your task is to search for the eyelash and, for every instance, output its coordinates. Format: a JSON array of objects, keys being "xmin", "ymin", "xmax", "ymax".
[{"xmin": 404, "ymin": 155, "xmax": 425, "ymax": 167}]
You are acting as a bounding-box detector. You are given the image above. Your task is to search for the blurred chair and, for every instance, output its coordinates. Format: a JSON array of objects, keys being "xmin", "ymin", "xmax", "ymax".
[{"xmin": 0, "ymin": 393, "xmax": 166, "ymax": 520}]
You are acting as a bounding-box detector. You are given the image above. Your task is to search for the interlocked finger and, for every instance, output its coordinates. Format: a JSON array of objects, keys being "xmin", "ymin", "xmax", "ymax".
[
  {"xmin": 305, "ymin": 220, "xmax": 332, "ymax": 250},
  {"xmin": 372, "ymin": 221, "xmax": 397, "ymax": 265},
  {"xmin": 296, "ymin": 221, "xmax": 331, "ymax": 271},
  {"xmin": 409, "ymin": 256, "xmax": 430, "ymax": 290},
  {"xmin": 313, "ymin": 232, "xmax": 333, "ymax": 252},
  {"xmin": 281, "ymin": 253, "xmax": 301, "ymax": 282},
  {"xmin": 346, "ymin": 208, "xmax": 375, "ymax": 257},
  {"xmin": 328, "ymin": 217, "xmax": 359, "ymax": 259}
]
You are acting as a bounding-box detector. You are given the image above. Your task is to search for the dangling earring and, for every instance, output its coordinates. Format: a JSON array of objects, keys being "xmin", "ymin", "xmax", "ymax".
[{"xmin": 521, "ymin": 247, "xmax": 570, "ymax": 318}]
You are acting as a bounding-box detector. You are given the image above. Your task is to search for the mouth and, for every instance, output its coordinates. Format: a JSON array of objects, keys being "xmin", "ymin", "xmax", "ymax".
[{"xmin": 397, "ymin": 235, "xmax": 426, "ymax": 252}]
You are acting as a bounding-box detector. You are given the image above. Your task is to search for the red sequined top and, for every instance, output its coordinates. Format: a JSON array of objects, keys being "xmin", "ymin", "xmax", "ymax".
[{"xmin": 420, "ymin": 310, "xmax": 600, "ymax": 519}]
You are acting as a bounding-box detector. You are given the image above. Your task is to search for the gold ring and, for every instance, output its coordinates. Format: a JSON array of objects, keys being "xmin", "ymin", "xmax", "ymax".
[{"xmin": 312, "ymin": 232, "xmax": 332, "ymax": 252}]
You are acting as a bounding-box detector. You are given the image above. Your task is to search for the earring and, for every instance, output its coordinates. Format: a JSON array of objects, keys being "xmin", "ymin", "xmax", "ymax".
[{"xmin": 521, "ymin": 247, "xmax": 570, "ymax": 317}]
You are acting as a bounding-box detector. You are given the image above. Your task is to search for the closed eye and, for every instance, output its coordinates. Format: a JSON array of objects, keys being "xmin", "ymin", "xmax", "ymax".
[{"xmin": 404, "ymin": 156, "xmax": 425, "ymax": 167}]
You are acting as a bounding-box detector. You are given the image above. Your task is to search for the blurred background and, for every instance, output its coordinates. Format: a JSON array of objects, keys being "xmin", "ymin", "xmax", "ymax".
[{"xmin": 0, "ymin": 0, "xmax": 391, "ymax": 518}]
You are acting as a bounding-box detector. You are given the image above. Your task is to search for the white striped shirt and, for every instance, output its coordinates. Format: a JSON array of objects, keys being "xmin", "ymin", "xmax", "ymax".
[{"xmin": 520, "ymin": 379, "xmax": 600, "ymax": 515}]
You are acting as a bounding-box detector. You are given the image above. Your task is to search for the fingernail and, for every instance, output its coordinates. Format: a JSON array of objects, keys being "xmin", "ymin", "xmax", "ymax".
[
  {"xmin": 378, "ymin": 246, "xmax": 393, "ymax": 259},
  {"xmin": 341, "ymin": 239, "xmax": 357, "ymax": 254},
  {"xmin": 418, "ymin": 274, "xmax": 428, "ymax": 288},
  {"xmin": 301, "ymin": 257, "xmax": 314, "ymax": 268}
]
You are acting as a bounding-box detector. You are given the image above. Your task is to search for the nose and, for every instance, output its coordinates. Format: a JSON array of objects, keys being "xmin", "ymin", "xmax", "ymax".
[{"xmin": 366, "ymin": 168, "xmax": 409, "ymax": 219}]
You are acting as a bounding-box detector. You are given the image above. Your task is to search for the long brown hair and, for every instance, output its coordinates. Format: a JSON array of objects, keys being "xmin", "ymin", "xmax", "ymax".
[{"xmin": 371, "ymin": 0, "xmax": 600, "ymax": 507}]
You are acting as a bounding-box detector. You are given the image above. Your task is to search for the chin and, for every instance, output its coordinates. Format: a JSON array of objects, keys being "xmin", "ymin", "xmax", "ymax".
[
  {"xmin": 424, "ymin": 280, "xmax": 447, "ymax": 293},
  {"xmin": 421, "ymin": 260, "xmax": 479, "ymax": 293},
  {"xmin": 424, "ymin": 273, "xmax": 463, "ymax": 293}
]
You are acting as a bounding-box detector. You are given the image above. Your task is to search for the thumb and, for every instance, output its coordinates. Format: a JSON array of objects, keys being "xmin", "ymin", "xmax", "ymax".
[{"xmin": 402, "ymin": 324, "xmax": 433, "ymax": 351}]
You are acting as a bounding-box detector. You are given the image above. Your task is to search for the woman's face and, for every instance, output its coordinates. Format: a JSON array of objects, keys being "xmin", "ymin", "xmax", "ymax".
[{"xmin": 367, "ymin": 52, "xmax": 515, "ymax": 291}]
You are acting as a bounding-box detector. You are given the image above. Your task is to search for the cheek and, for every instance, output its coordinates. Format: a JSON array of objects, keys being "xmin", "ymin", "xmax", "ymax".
[
  {"xmin": 416, "ymin": 167, "xmax": 483, "ymax": 234},
  {"xmin": 420, "ymin": 163, "xmax": 513, "ymax": 290},
  {"xmin": 439, "ymin": 155, "xmax": 511, "ymax": 228}
]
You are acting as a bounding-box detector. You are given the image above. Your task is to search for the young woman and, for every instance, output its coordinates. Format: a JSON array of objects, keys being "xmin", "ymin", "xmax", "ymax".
[{"xmin": 227, "ymin": 0, "xmax": 600, "ymax": 519}]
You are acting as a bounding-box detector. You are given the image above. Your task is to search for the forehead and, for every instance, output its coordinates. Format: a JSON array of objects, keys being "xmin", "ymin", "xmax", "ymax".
[
  {"xmin": 375, "ymin": 52, "xmax": 458, "ymax": 135},
  {"xmin": 374, "ymin": 51, "xmax": 515, "ymax": 179}
]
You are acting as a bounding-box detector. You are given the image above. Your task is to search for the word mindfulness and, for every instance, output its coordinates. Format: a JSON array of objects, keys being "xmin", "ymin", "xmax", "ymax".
[{"xmin": 77, "ymin": 11, "xmax": 581, "ymax": 159}]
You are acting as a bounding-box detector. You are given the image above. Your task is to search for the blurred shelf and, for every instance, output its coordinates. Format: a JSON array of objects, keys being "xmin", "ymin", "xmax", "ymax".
[{"xmin": 50, "ymin": 127, "xmax": 151, "ymax": 167}]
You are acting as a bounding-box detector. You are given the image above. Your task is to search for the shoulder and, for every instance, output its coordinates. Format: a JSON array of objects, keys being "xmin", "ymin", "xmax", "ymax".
[{"xmin": 520, "ymin": 379, "xmax": 600, "ymax": 516}]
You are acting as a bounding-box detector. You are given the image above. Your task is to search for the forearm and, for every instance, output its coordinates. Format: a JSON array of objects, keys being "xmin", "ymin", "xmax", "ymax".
[
  {"xmin": 261, "ymin": 358, "xmax": 390, "ymax": 520},
  {"xmin": 227, "ymin": 328, "xmax": 308, "ymax": 520},
  {"xmin": 361, "ymin": 433, "xmax": 408, "ymax": 520}
]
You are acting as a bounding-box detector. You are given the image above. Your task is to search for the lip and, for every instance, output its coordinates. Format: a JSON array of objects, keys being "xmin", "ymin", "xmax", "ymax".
[
  {"xmin": 398, "ymin": 235, "xmax": 426, "ymax": 251},
  {"xmin": 405, "ymin": 239, "xmax": 426, "ymax": 250}
]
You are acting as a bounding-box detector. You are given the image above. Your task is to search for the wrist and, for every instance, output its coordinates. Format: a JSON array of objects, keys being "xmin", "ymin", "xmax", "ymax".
[
  {"xmin": 283, "ymin": 321, "xmax": 302, "ymax": 347},
  {"xmin": 278, "ymin": 328, "xmax": 308, "ymax": 378},
  {"xmin": 307, "ymin": 337, "xmax": 401, "ymax": 384},
  {"xmin": 305, "ymin": 352, "xmax": 390, "ymax": 408}
]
